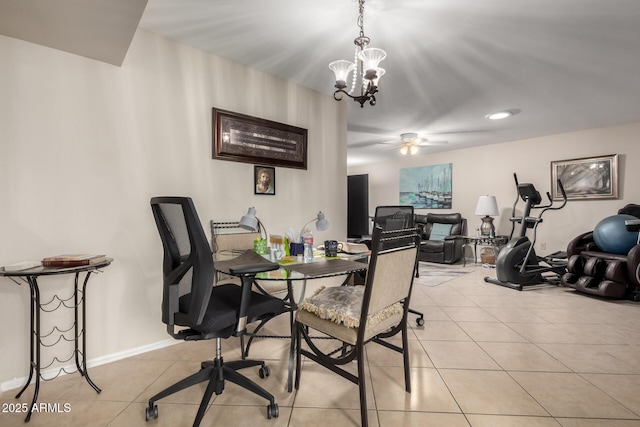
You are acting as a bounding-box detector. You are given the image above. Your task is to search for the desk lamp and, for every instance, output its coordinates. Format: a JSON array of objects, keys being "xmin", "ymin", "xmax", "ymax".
[
  {"xmin": 300, "ymin": 211, "xmax": 330, "ymax": 236},
  {"xmin": 475, "ymin": 196, "xmax": 499, "ymax": 236},
  {"xmin": 239, "ymin": 207, "xmax": 269, "ymax": 240}
]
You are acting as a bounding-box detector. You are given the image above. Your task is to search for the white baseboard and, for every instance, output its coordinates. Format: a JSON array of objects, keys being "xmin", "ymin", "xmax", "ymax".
[{"xmin": 1, "ymin": 339, "xmax": 178, "ymax": 392}]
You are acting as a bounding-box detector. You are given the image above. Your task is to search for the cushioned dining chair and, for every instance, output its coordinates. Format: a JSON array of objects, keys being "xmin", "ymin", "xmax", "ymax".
[
  {"xmin": 211, "ymin": 219, "xmax": 290, "ymax": 359},
  {"xmin": 294, "ymin": 226, "xmax": 421, "ymax": 427},
  {"xmin": 147, "ymin": 197, "xmax": 284, "ymax": 425}
]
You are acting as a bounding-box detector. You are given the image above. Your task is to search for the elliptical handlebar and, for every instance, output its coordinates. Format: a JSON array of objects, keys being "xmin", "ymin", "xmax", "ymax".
[
  {"xmin": 539, "ymin": 179, "xmax": 567, "ymax": 216},
  {"xmin": 508, "ymin": 173, "xmax": 520, "ymax": 238}
]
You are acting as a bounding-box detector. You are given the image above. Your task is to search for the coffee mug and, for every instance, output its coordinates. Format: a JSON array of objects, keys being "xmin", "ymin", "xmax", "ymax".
[{"xmin": 324, "ymin": 240, "xmax": 342, "ymax": 257}]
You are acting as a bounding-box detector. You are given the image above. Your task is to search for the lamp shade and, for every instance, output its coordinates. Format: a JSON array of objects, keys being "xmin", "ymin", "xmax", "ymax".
[
  {"xmin": 370, "ymin": 67, "xmax": 385, "ymax": 87},
  {"xmin": 475, "ymin": 196, "xmax": 499, "ymax": 217},
  {"xmin": 329, "ymin": 60, "xmax": 355, "ymax": 89},
  {"xmin": 358, "ymin": 48, "xmax": 387, "ymax": 80},
  {"xmin": 239, "ymin": 207, "xmax": 259, "ymax": 232},
  {"xmin": 301, "ymin": 211, "xmax": 331, "ymax": 235},
  {"xmin": 316, "ymin": 211, "xmax": 330, "ymax": 231}
]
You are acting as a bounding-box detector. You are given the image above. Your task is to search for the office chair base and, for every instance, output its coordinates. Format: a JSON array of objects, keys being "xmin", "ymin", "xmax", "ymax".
[
  {"xmin": 409, "ymin": 308, "xmax": 425, "ymax": 326},
  {"xmin": 145, "ymin": 357, "xmax": 278, "ymax": 426}
]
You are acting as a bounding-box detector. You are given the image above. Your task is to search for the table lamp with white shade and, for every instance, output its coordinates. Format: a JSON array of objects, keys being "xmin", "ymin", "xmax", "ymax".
[{"xmin": 475, "ymin": 196, "xmax": 499, "ymax": 236}]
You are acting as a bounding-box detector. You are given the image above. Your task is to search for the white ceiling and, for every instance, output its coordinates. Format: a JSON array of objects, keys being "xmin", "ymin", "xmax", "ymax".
[
  {"xmin": 138, "ymin": 0, "xmax": 640, "ymax": 166},
  {"xmin": 3, "ymin": 0, "xmax": 640, "ymax": 166}
]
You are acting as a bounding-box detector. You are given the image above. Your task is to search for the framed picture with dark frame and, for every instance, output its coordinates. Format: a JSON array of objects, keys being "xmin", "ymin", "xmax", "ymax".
[
  {"xmin": 213, "ymin": 108, "xmax": 308, "ymax": 169},
  {"xmin": 551, "ymin": 154, "xmax": 618, "ymax": 200},
  {"xmin": 254, "ymin": 165, "xmax": 276, "ymax": 195}
]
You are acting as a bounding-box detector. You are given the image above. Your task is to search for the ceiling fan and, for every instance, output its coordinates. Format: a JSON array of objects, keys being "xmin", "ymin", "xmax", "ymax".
[
  {"xmin": 387, "ymin": 133, "xmax": 448, "ymax": 155},
  {"xmin": 348, "ymin": 131, "xmax": 449, "ymax": 154}
]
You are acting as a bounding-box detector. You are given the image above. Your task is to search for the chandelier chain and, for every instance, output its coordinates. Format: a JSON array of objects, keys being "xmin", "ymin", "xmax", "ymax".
[{"xmin": 358, "ymin": 0, "xmax": 365, "ymax": 39}]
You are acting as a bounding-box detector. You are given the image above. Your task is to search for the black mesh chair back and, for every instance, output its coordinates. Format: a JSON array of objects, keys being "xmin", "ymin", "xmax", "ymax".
[
  {"xmin": 373, "ymin": 205, "xmax": 415, "ymax": 231},
  {"xmin": 373, "ymin": 205, "xmax": 415, "ymax": 250},
  {"xmin": 151, "ymin": 197, "xmax": 217, "ymax": 332}
]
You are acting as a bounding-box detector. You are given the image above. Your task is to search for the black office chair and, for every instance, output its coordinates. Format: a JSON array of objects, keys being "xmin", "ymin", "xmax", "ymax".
[
  {"xmin": 373, "ymin": 205, "xmax": 424, "ymax": 326},
  {"xmin": 147, "ymin": 197, "xmax": 284, "ymax": 426},
  {"xmin": 295, "ymin": 226, "xmax": 421, "ymax": 427}
]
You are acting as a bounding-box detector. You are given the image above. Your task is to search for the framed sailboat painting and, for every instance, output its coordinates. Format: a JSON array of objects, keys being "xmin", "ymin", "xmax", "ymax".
[{"xmin": 399, "ymin": 163, "xmax": 452, "ymax": 209}]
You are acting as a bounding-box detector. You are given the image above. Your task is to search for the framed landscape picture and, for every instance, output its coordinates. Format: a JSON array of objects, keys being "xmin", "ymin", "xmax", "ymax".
[
  {"xmin": 213, "ymin": 108, "xmax": 308, "ymax": 169},
  {"xmin": 551, "ymin": 154, "xmax": 618, "ymax": 200}
]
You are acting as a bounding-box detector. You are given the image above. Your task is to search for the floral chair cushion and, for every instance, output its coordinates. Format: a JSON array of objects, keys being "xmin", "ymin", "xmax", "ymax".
[{"xmin": 298, "ymin": 285, "xmax": 402, "ymax": 329}]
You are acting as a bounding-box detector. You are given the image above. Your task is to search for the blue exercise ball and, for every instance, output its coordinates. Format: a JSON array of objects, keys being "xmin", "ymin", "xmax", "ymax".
[{"xmin": 593, "ymin": 214, "xmax": 639, "ymax": 255}]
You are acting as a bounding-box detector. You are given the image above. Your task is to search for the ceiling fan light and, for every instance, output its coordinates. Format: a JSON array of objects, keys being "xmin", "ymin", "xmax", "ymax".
[
  {"xmin": 410, "ymin": 145, "xmax": 419, "ymax": 155},
  {"xmin": 329, "ymin": 60, "xmax": 355, "ymax": 89},
  {"xmin": 400, "ymin": 145, "xmax": 409, "ymax": 155}
]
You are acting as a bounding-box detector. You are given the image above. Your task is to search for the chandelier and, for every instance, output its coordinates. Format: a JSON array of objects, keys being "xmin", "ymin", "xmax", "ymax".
[{"xmin": 329, "ymin": 0, "xmax": 386, "ymax": 108}]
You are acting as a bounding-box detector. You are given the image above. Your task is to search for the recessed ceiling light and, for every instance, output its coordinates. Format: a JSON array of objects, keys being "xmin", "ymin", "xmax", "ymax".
[{"xmin": 485, "ymin": 109, "xmax": 521, "ymax": 120}]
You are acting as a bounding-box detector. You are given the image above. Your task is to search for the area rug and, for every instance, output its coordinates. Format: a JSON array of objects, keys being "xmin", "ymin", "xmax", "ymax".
[{"xmin": 415, "ymin": 262, "xmax": 471, "ymax": 287}]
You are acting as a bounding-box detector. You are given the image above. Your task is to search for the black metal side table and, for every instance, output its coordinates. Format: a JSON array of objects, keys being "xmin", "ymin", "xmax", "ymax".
[
  {"xmin": 462, "ymin": 236, "xmax": 508, "ymax": 266},
  {"xmin": 0, "ymin": 258, "xmax": 112, "ymax": 422}
]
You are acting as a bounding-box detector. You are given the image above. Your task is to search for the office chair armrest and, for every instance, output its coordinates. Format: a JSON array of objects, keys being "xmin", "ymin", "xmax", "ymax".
[
  {"xmin": 229, "ymin": 262, "xmax": 279, "ymax": 276},
  {"xmin": 229, "ymin": 261, "xmax": 279, "ymax": 337}
]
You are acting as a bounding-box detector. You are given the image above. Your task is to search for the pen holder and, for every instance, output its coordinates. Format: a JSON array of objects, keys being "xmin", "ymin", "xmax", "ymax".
[
  {"xmin": 290, "ymin": 242, "xmax": 304, "ymax": 257},
  {"xmin": 254, "ymin": 238, "xmax": 268, "ymax": 255}
]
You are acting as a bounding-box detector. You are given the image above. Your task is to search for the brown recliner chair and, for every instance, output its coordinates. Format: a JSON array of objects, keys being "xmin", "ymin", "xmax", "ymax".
[
  {"xmin": 415, "ymin": 213, "xmax": 466, "ymax": 264},
  {"xmin": 561, "ymin": 204, "xmax": 640, "ymax": 300}
]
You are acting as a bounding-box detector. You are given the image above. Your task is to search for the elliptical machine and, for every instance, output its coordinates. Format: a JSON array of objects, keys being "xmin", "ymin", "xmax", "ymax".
[{"xmin": 484, "ymin": 174, "xmax": 567, "ymax": 291}]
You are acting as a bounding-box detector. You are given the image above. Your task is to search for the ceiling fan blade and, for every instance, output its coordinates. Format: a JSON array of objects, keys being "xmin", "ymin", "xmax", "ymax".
[
  {"xmin": 419, "ymin": 140, "xmax": 448, "ymax": 146},
  {"xmin": 350, "ymin": 139, "xmax": 396, "ymax": 149}
]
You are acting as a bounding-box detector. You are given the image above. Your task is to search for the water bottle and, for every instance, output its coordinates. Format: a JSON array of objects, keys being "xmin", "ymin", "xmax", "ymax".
[{"xmin": 302, "ymin": 228, "xmax": 314, "ymax": 262}]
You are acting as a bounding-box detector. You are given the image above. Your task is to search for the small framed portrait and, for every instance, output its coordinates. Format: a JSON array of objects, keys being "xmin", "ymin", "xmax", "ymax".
[{"xmin": 254, "ymin": 165, "xmax": 276, "ymax": 195}]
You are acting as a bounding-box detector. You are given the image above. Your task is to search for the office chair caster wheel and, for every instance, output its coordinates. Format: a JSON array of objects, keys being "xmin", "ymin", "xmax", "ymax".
[
  {"xmin": 416, "ymin": 317, "xmax": 425, "ymax": 326},
  {"xmin": 259, "ymin": 365, "xmax": 271, "ymax": 378},
  {"xmin": 145, "ymin": 404, "xmax": 158, "ymax": 421},
  {"xmin": 267, "ymin": 403, "xmax": 279, "ymax": 419}
]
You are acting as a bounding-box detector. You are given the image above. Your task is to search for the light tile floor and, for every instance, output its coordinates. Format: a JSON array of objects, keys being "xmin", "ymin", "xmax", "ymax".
[{"xmin": 2, "ymin": 265, "xmax": 640, "ymax": 426}]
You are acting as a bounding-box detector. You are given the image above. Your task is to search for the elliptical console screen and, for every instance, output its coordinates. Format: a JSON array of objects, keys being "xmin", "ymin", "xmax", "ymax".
[{"xmin": 518, "ymin": 183, "xmax": 542, "ymax": 205}]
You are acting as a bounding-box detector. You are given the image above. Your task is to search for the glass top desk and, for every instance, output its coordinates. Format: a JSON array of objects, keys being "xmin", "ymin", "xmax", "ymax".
[{"xmin": 214, "ymin": 250, "xmax": 368, "ymax": 392}]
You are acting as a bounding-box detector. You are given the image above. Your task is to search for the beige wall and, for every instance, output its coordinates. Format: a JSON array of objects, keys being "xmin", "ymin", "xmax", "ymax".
[
  {"xmin": 349, "ymin": 122, "xmax": 640, "ymax": 257},
  {"xmin": 0, "ymin": 29, "xmax": 347, "ymax": 388}
]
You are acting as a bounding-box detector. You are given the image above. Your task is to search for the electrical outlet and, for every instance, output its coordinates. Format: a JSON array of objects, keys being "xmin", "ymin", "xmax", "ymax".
[{"xmin": 539, "ymin": 242, "xmax": 547, "ymax": 250}]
